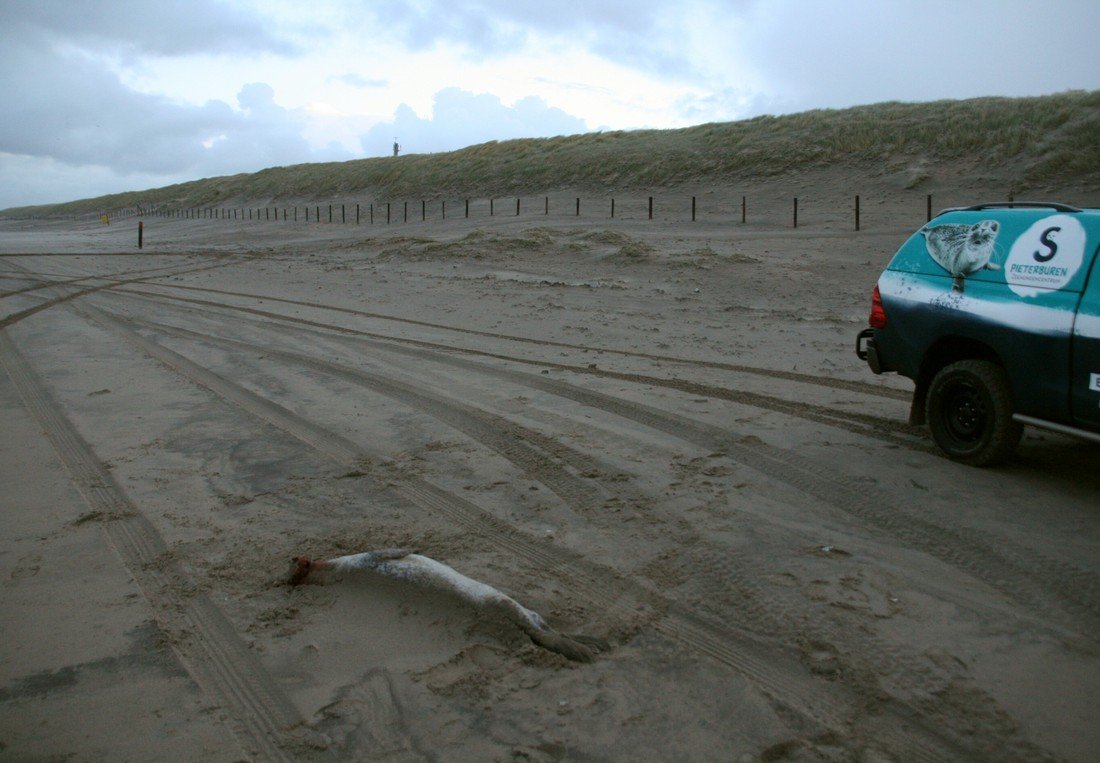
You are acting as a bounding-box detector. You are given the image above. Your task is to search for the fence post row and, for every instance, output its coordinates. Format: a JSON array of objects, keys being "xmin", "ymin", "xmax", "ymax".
[{"xmin": 153, "ymin": 192, "xmax": 959, "ymax": 230}]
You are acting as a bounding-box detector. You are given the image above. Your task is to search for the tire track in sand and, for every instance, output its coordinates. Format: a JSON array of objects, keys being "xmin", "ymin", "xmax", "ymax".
[
  {"xmin": 101, "ymin": 287, "xmax": 1100, "ymax": 637},
  {"xmin": 0, "ymin": 329, "xmax": 310, "ymax": 762},
  {"xmin": 105, "ymin": 278, "xmax": 908, "ymax": 400},
  {"xmin": 0, "ymin": 259, "xmax": 212, "ymax": 299},
  {"xmin": 74, "ymin": 301, "xmax": 965, "ymax": 761},
  {"xmin": 110, "ymin": 285, "xmax": 922, "ymax": 449},
  {"xmin": 0, "ymin": 261, "xmax": 234, "ymax": 330},
  {"xmin": 110, "ymin": 307, "xmax": 1065, "ymax": 760},
  {"xmin": 122, "ymin": 317, "xmax": 613, "ymax": 518}
]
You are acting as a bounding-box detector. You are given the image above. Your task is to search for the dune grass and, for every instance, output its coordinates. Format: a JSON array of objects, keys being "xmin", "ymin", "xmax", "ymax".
[{"xmin": 6, "ymin": 91, "xmax": 1098, "ymax": 217}]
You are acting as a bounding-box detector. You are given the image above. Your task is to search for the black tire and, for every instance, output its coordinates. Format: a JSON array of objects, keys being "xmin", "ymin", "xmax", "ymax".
[{"xmin": 925, "ymin": 360, "xmax": 1022, "ymax": 466}]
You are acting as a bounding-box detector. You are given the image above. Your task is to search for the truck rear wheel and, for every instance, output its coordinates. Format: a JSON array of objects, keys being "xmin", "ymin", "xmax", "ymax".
[{"xmin": 925, "ymin": 360, "xmax": 1022, "ymax": 466}]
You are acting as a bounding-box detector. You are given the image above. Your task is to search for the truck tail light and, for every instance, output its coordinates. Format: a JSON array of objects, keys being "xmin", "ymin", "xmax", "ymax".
[{"xmin": 869, "ymin": 284, "xmax": 887, "ymax": 328}]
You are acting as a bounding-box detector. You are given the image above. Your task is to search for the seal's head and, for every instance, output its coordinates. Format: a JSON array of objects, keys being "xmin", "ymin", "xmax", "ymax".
[
  {"xmin": 967, "ymin": 219, "xmax": 999, "ymax": 249},
  {"xmin": 289, "ymin": 556, "xmax": 314, "ymax": 586}
]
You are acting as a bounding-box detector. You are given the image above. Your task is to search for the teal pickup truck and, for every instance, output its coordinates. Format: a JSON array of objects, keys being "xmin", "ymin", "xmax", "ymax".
[{"xmin": 857, "ymin": 202, "xmax": 1100, "ymax": 466}]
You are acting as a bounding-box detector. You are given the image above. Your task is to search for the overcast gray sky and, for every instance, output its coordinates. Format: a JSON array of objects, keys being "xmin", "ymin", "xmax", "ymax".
[{"xmin": 2, "ymin": 0, "xmax": 1097, "ymax": 210}]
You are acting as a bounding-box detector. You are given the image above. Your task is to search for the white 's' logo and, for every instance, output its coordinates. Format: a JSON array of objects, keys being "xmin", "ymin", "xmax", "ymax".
[{"xmin": 1005, "ymin": 214, "xmax": 1087, "ymax": 297}]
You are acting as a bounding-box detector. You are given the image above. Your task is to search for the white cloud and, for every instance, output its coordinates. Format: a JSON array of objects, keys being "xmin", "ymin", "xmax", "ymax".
[
  {"xmin": 360, "ymin": 88, "xmax": 588, "ymax": 155},
  {"xmin": 1, "ymin": 0, "xmax": 1098, "ymax": 210},
  {"xmin": 327, "ymin": 73, "xmax": 389, "ymax": 88},
  {"xmin": 741, "ymin": 0, "xmax": 1100, "ymax": 113},
  {"xmin": 0, "ymin": 152, "xmax": 181, "ymax": 208}
]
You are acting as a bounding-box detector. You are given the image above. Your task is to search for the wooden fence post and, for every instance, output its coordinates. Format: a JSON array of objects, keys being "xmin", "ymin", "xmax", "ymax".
[
  {"xmin": 648, "ymin": 196, "xmax": 653, "ymax": 220},
  {"xmin": 342, "ymin": 204, "xmax": 346, "ymax": 224},
  {"xmin": 855, "ymin": 195, "xmax": 860, "ymax": 231},
  {"xmin": 356, "ymin": 203, "xmax": 360, "ymax": 224},
  {"xmin": 403, "ymin": 201, "xmax": 408, "ymax": 223},
  {"xmin": 516, "ymin": 198, "xmax": 520, "ymax": 216},
  {"xmin": 576, "ymin": 198, "xmax": 580, "ymax": 216},
  {"xmin": 422, "ymin": 200, "xmax": 426, "ymax": 221},
  {"xmin": 692, "ymin": 196, "xmax": 696, "ymax": 222},
  {"xmin": 793, "ymin": 197, "xmax": 798, "ymax": 228},
  {"xmin": 490, "ymin": 198, "xmax": 494, "ymax": 216},
  {"xmin": 465, "ymin": 199, "xmax": 469, "ymax": 218},
  {"xmin": 611, "ymin": 198, "xmax": 615, "ymax": 218},
  {"xmin": 742, "ymin": 195, "xmax": 746, "ymax": 224},
  {"xmin": 544, "ymin": 196, "xmax": 548, "ymax": 215},
  {"xmin": 927, "ymin": 194, "xmax": 932, "ymax": 222}
]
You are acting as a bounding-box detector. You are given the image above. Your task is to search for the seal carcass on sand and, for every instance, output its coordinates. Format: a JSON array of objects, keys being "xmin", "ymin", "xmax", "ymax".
[
  {"xmin": 289, "ymin": 549, "xmax": 608, "ymax": 662},
  {"xmin": 920, "ymin": 219, "xmax": 1001, "ymax": 292}
]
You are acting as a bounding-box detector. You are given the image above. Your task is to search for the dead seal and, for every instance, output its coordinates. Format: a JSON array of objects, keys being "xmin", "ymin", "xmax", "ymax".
[
  {"xmin": 289, "ymin": 549, "xmax": 608, "ymax": 662},
  {"xmin": 920, "ymin": 219, "xmax": 1001, "ymax": 292}
]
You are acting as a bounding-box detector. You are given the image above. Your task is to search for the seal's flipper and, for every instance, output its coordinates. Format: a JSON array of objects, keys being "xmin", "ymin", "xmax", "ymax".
[
  {"xmin": 952, "ymin": 275, "xmax": 965, "ymax": 293},
  {"xmin": 566, "ymin": 633, "xmax": 610, "ymax": 653},
  {"xmin": 528, "ymin": 629, "xmax": 608, "ymax": 663}
]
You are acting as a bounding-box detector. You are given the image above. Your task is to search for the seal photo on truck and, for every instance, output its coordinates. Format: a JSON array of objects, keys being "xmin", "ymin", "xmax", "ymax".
[{"xmin": 856, "ymin": 201, "xmax": 1100, "ymax": 466}]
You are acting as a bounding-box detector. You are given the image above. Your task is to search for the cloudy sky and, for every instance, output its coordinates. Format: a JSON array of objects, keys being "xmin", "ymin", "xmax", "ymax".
[{"xmin": 2, "ymin": 0, "xmax": 1098, "ymax": 210}]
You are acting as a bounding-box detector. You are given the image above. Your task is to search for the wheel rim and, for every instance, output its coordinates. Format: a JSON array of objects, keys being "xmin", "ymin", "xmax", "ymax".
[{"xmin": 941, "ymin": 380, "xmax": 987, "ymax": 446}]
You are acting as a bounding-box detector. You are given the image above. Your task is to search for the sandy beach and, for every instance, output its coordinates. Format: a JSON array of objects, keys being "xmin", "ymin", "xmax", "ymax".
[{"xmin": 2, "ymin": 176, "xmax": 1098, "ymax": 761}]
